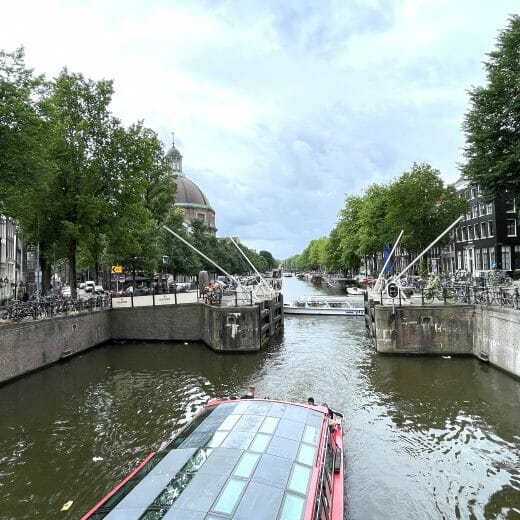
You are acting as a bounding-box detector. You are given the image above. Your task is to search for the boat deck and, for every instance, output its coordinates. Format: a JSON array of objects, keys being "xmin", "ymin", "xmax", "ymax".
[{"xmin": 84, "ymin": 399, "xmax": 341, "ymax": 520}]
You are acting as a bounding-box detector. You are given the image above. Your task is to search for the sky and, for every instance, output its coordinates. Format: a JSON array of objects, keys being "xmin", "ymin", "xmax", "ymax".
[{"xmin": 1, "ymin": 1, "xmax": 518, "ymax": 259}]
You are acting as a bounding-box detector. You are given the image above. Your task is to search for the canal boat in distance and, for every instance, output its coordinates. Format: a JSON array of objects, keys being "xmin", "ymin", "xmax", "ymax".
[
  {"xmin": 81, "ymin": 398, "xmax": 344, "ymax": 520},
  {"xmin": 284, "ymin": 295, "xmax": 364, "ymax": 316}
]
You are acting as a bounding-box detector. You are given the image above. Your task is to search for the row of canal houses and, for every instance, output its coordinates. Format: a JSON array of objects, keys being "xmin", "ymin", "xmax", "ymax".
[{"xmin": 1, "ymin": 177, "xmax": 520, "ymax": 302}]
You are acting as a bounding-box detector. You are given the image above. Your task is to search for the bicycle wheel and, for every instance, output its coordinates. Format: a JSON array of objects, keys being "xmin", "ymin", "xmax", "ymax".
[
  {"xmin": 445, "ymin": 289, "xmax": 457, "ymax": 304},
  {"xmin": 501, "ymin": 292, "xmax": 512, "ymax": 307},
  {"xmin": 423, "ymin": 290, "xmax": 434, "ymax": 304}
]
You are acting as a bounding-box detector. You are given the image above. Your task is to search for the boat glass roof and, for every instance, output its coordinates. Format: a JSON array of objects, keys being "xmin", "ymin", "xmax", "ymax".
[{"xmin": 96, "ymin": 400, "xmax": 326, "ymax": 520}]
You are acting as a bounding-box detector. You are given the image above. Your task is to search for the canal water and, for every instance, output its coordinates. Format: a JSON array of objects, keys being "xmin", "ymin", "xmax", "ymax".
[{"xmin": 0, "ymin": 276, "xmax": 519, "ymax": 519}]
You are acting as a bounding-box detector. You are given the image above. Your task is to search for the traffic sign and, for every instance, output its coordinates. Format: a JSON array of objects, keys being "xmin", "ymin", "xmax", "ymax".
[
  {"xmin": 111, "ymin": 265, "xmax": 123, "ymax": 274},
  {"xmin": 387, "ymin": 282, "xmax": 399, "ymax": 298}
]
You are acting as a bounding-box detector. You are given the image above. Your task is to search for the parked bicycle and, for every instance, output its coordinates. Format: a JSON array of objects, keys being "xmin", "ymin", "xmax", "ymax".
[{"xmin": 422, "ymin": 286, "xmax": 457, "ymax": 304}]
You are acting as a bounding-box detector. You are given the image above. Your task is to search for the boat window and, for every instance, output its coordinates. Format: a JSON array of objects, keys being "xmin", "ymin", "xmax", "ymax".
[
  {"xmin": 168, "ymin": 406, "xmax": 216, "ymax": 449},
  {"xmin": 249, "ymin": 433, "xmax": 272, "ymax": 453},
  {"xmin": 233, "ymin": 452, "xmax": 260, "ymax": 478},
  {"xmin": 219, "ymin": 413, "xmax": 241, "ymax": 431},
  {"xmin": 279, "ymin": 493, "xmax": 305, "ymax": 520},
  {"xmin": 212, "ymin": 478, "xmax": 247, "ymax": 515},
  {"xmin": 208, "ymin": 430, "xmax": 229, "ymax": 448},
  {"xmin": 302, "ymin": 424, "xmax": 319, "ymax": 445},
  {"xmin": 149, "ymin": 471, "xmax": 191, "ymax": 509},
  {"xmin": 182, "ymin": 447, "xmax": 213, "ymax": 473},
  {"xmin": 259, "ymin": 416, "xmax": 280, "ymax": 434},
  {"xmin": 139, "ymin": 447, "xmax": 213, "ymax": 518},
  {"xmin": 287, "ymin": 463, "xmax": 311, "ymax": 495},
  {"xmin": 297, "ymin": 443, "xmax": 317, "ymax": 466},
  {"xmin": 325, "ymin": 444, "xmax": 334, "ymax": 476}
]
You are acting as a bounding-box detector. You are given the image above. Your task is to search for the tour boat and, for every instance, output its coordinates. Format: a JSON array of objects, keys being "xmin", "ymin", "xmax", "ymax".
[
  {"xmin": 284, "ymin": 295, "xmax": 364, "ymax": 316},
  {"xmin": 81, "ymin": 398, "xmax": 344, "ymax": 520}
]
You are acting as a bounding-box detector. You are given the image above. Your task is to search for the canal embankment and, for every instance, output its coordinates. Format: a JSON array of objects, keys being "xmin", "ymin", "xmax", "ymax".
[
  {"xmin": 0, "ymin": 296, "xmax": 283, "ymax": 385},
  {"xmin": 368, "ymin": 302, "xmax": 520, "ymax": 378}
]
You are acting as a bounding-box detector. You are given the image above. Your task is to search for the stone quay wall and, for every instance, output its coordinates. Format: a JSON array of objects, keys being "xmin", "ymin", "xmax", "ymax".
[
  {"xmin": 110, "ymin": 303, "xmax": 267, "ymax": 352},
  {"xmin": 0, "ymin": 299, "xmax": 283, "ymax": 385},
  {"xmin": 0, "ymin": 311, "xmax": 112, "ymax": 384},
  {"xmin": 373, "ymin": 304, "xmax": 520, "ymax": 378}
]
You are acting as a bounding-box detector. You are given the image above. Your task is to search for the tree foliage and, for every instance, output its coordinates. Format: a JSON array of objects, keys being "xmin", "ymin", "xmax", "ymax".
[
  {"xmin": 385, "ymin": 163, "xmax": 465, "ymax": 256},
  {"xmin": 461, "ymin": 15, "xmax": 520, "ymax": 199},
  {"xmin": 289, "ymin": 163, "xmax": 466, "ymax": 273}
]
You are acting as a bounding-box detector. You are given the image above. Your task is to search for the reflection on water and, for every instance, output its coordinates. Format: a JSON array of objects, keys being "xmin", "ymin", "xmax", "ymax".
[{"xmin": 0, "ymin": 277, "xmax": 518, "ymax": 519}]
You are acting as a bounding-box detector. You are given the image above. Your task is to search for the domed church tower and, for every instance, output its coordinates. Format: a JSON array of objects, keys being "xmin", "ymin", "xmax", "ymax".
[{"xmin": 166, "ymin": 133, "xmax": 217, "ymax": 235}]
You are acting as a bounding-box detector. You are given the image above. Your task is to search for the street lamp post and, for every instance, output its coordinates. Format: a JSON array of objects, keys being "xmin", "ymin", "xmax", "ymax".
[{"xmin": 162, "ymin": 255, "xmax": 169, "ymax": 294}]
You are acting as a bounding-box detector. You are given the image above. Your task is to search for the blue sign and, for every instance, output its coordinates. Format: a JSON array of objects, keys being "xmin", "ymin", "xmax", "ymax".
[{"xmin": 383, "ymin": 243, "xmax": 392, "ymax": 273}]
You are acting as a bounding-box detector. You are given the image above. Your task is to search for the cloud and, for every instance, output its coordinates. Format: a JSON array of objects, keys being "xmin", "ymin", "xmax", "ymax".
[{"xmin": 1, "ymin": 0, "xmax": 518, "ymax": 259}]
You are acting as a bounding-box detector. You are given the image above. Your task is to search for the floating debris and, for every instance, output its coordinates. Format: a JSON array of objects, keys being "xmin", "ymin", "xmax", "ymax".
[
  {"xmin": 92, "ymin": 456, "xmax": 104, "ymax": 462},
  {"xmin": 61, "ymin": 500, "xmax": 73, "ymax": 511}
]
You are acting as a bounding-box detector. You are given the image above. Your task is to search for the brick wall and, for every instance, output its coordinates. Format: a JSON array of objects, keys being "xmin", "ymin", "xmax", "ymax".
[{"xmin": 0, "ymin": 311, "xmax": 111, "ymax": 384}]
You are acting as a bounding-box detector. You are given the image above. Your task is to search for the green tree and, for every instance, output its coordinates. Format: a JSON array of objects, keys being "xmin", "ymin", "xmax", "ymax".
[
  {"xmin": 0, "ymin": 48, "xmax": 47, "ymax": 209},
  {"xmin": 356, "ymin": 184, "xmax": 391, "ymax": 272},
  {"xmin": 461, "ymin": 15, "xmax": 520, "ymax": 199},
  {"xmin": 259, "ymin": 250, "xmax": 276, "ymax": 270},
  {"xmin": 0, "ymin": 48, "xmax": 62, "ymax": 294},
  {"xmin": 337, "ymin": 195, "xmax": 363, "ymax": 272},
  {"xmin": 385, "ymin": 163, "xmax": 466, "ymax": 273},
  {"xmin": 323, "ymin": 227, "xmax": 343, "ymax": 273},
  {"xmin": 42, "ymin": 70, "xmax": 168, "ymax": 296}
]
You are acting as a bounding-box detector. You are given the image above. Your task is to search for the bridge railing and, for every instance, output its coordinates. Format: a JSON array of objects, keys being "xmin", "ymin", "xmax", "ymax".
[{"xmin": 0, "ymin": 295, "xmax": 111, "ymax": 324}]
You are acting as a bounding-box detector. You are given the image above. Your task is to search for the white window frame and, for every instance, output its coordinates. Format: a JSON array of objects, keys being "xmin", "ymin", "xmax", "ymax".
[{"xmin": 506, "ymin": 219, "xmax": 517, "ymax": 237}]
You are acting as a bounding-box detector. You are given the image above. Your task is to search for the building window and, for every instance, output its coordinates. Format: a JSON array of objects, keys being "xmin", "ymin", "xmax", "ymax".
[
  {"xmin": 480, "ymin": 222, "xmax": 486, "ymax": 238},
  {"xmin": 471, "ymin": 187, "xmax": 477, "ymax": 199},
  {"xmin": 479, "ymin": 203, "xmax": 487, "ymax": 216},
  {"xmin": 468, "ymin": 226, "xmax": 474, "ymax": 240},
  {"xmin": 505, "ymin": 198, "xmax": 516, "ymax": 213},
  {"xmin": 502, "ymin": 246, "xmax": 511, "ymax": 270},
  {"xmin": 457, "ymin": 251, "xmax": 463, "ymax": 270},
  {"xmin": 514, "ymin": 245, "xmax": 520, "ymax": 271},
  {"xmin": 474, "ymin": 224, "xmax": 480, "ymax": 240},
  {"xmin": 506, "ymin": 219, "xmax": 517, "ymax": 237},
  {"xmin": 475, "ymin": 249, "xmax": 482, "ymax": 270},
  {"xmin": 196, "ymin": 213, "xmax": 205, "ymax": 221},
  {"xmin": 482, "ymin": 248, "xmax": 489, "ymax": 270},
  {"xmin": 461, "ymin": 227, "xmax": 467, "ymax": 241},
  {"xmin": 488, "ymin": 221, "xmax": 494, "ymax": 237},
  {"xmin": 472, "ymin": 205, "xmax": 479, "ymax": 218},
  {"xmin": 489, "ymin": 247, "xmax": 496, "ymax": 268},
  {"xmin": 486, "ymin": 203, "xmax": 493, "ymax": 214}
]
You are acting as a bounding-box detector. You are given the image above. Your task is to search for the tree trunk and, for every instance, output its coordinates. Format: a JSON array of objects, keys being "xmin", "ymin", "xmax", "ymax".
[
  {"xmin": 40, "ymin": 256, "xmax": 51, "ymax": 296},
  {"xmin": 68, "ymin": 241, "xmax": 77, "ymax": 299}
]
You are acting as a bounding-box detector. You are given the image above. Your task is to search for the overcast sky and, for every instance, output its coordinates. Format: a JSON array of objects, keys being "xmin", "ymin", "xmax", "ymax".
[{"xmin": 2, "ymin": 1, "xmax": 518, "ymax": 259}]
